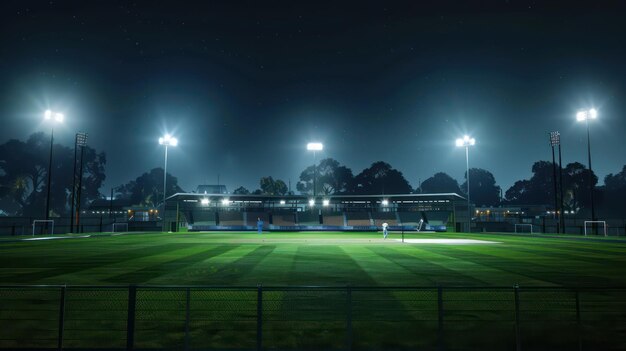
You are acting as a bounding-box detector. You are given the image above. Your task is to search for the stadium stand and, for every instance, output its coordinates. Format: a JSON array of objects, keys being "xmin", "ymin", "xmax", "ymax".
[
  {"xmin": 192, "ymin": 210, "xmax": 216, "ymax": 226},
  {"xmin": 371, "ymin": 211, "xmax": 399, "ymax": 226},
  {"xmin": 297, "ymin": 211, "xmax": 320, "ymax": 225},
  {"xmin": 346, "ymin": 212, "xmax": 372, "ymax": 226},
  {"xmin": 246, "ymin": 212, "xmax": 270, "ymax": 227},
  {"xmin": 398, "ymin": 211, "xmax": 424, "ymax": 226},
  {"xmin": 219, "ymin": 211, "xmax": 245, "ymax": 226},
  {"xmin": 322, "ymin": 212, "xmax": 345, "ymax": 226},
  {"xmin": 272, "ymin": 212, "xmax": 297, "ymax": 225}
]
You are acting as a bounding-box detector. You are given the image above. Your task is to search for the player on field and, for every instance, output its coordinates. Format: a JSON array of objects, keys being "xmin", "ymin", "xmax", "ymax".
[
  {"xmin": 382, "ymin": 222, "xmax": 389, "ymax": 239},
  {"xmin": 257, "ymin": 217, "xmax": 264, "ymax": 234}
]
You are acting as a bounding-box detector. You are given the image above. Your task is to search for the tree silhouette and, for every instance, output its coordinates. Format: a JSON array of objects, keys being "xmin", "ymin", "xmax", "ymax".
[
  {"xmin": 461, "ymin": 168, "xmax": 501, "ymax": 206},
  {"xmin": 353, "ymin": 161, "xmax": 412, "ymax": 194},
  {"xmin": 421, "ymin": 172, "xmax": 462, "ymax": 194}
]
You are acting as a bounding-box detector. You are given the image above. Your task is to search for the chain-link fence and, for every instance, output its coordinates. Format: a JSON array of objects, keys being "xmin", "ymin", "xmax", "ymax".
[{"xmin": 1, "ymin": 285, "xmax": 625, "ymax": 350}]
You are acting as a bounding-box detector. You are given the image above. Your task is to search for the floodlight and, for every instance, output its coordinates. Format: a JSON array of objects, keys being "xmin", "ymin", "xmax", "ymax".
[
  {"xmin": 589, "ymin": 108, "xmax": 598, "ymax": 119},
  {"xmin": 455, "ymin": 139, "xmax": 463, "ymax": 147},
  {"xmin": 55, "ymin": 113, "xmax": 64, "ymax": 123},
  {"xmin": 323, "ymin": 199, "xmax": 330, "ymax": 206},
  {"xmin": 44, "ymin": 110, "xmax": 52, "ymax": 119},
  {"xmin": 576, "ymin": 111, "xmax": 586, "ymax": 121},
  {"xmin": 279, "ymin": 200, "xmax": 286, "ymax": 205},
  {"xmin": 381, "ymin": 199, "xmax": 389, "ymax": 206},
  {"xmin": 307, "ymin": 142, "xmax": 323, "ymax": 151},
  {"xmin": 308, "ymin": 199, "xmax": 315, "ymax": 206},
  {"xmin": 222, "ymin": 198, "xmax": 230, "ymax": 205},
  {"xmin": 201, "ymin": 198, "xmax": 209, "ymax": 205}
]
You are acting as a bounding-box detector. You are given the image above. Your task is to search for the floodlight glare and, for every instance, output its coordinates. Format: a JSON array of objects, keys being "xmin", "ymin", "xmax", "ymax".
[
  {"xmin": 382, "ymin": 199, "xmax": 389, "ymax": 206},
  {"xmin": 307, "ymin": 142, "xmax": 323, "ymax": 151},
  {"xmin": 456, "ymin": 135, "xmax": 475, "ymax": 147},
  {"xmin": 55, "ymin": 113, "xmax": 64, "ymax": 123},
  {"xmin": 589, "ymin": 108, "xmax": 598, "ymax": 119},
  {"xmin": 576, "ymin": 111, "xmax": 586, "ymax": 121},
  {"xmin": 577, "ymin": 109, "xmax": 598, "ymax": 122},
  {"xmin": 308, "ymin": 199, "xmax": 315, "ymax": 206},
  {"xmin": 159, "ymin": 133, "xmax": 178, "ymax": 146},
  {"xmin": 323, "ymin": 199, "xmax": 330, "ymax": 206},
  {"xmin": 44, "ymin": 110, "xmax": 52, "ymax": 119},
  {"xmin": 279, "ymin": 200, "xmax": 286, "ymax": 205},
  {"xmin": 221, "ymin": 198, "xmax": 230, "ymax": 205},
  {"xmin": 201, "ymin": 198, "xmax": 209, "ymax": 205}
]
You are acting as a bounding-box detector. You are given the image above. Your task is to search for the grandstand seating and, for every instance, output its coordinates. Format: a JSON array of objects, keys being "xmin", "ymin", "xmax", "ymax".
[
  {"xmin": 398, "ymin": 212, "xmax": 424, "ymax": 226},
  {"xmin": 423, "ymin": 211, "xmax": 452, "ymax": 226},
  {"xmin": 322, "ymin": 212, "xmax": 345, "ymax": 226},
  {"xmin": 346, "ymin": 212, "xmax": 372, "ymax": 226},
  {"xmin": 246, "ymin": 212, "xmax": 270, "ymax": 227},
  {"xmin": 272, "ymin": 212, "xmax": 297, "ymax": 225},
  {"xmin": 297, "ymin": 211, "xmax": 320, "ymax": 225},
  {"xmin": 191, "ymin": 210, "xmax": 216, "ymax": 225},
  {"xmin": 219, "ymin": 211, "xmax": 245, "ymax": 226},
  {"xmin": 371, "ymin": 211, "xmax": 399, "ymax": 226}
]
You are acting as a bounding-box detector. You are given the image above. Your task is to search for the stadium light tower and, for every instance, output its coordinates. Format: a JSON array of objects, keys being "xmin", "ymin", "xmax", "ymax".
[
  {"xmin": 158, "ymin": 134, "xmax": 178, "ymax": 208},
  {"xmin": 307, "ymin": 142, "xmax": 323, "ymax": 197},
  {"xmin": 43, "ymin": 110, "xmax": 64, "ymax": 220},
  {"xmin": 576, "ymin": 108, "xmax": 598, "ymax": 225},
  {"xmin": 456, "ymin": 135, "xmax": 475, "ymax": 233}
]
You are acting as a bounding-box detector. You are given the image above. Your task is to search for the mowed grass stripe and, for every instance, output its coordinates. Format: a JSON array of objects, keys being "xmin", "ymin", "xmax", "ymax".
[
  {"xmin": 182, "ymin": 245, "xmax": 276, "ymax": 285},
  {"xmin": 1, "ymin": 242, "xmax": 198, "ymax": 284},
  {"xmin": 288, "ymin": 245, "xmax": 379, "ymax": 285},
  {"xmin": 425, "ymin": 245, "xmax": 610, "ymax": 286},
  {"xmin": 365, "ymin": 246, "xmax": 487, "ymax": 286},
  {"xmin": 104, "ymin": 245, "xmax": 236, "ymax": 283},
  {"xmin": 389, "ymin": 244, "xmax": 551, "ymax": 286},
  {"xmin": 341, "ymin": 245, "xmax": 432, "ymax": 286},
  {"xmin": 233, "ymin": 244, "xmax": 299, "ymax": 285}
]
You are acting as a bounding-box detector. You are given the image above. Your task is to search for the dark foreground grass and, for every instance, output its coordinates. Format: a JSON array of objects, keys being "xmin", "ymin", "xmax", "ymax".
[{"xmin": 1, "ymin": 231, "xmax": 626, "ymax": 350}]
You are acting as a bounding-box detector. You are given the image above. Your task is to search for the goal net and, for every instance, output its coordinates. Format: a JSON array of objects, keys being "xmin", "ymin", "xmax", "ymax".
[
  {"xmin": 514, "ymin": 224, "xmax": 533, "ymax": 234},
  {"xmin": 112, "ymin": 223, "xmax": 129, "ymax": 233},
  {"xmin": 584, "ymin": 221, "xmax": 607, "ymax": 237},
  {"xmin": 32, "ymin": 220, "xmax": 54, "ymax": 236}
]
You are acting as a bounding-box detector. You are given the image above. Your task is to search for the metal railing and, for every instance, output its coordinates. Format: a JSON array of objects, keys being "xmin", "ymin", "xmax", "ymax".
[{"xmin": 1, "ymin": 285, "xmax": 625, "ymax": 350}]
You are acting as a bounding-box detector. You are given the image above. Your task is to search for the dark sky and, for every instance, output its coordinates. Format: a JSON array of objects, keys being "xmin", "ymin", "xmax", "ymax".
[{"xmin": 1, "ymin": 1, "xmax": 625, "ymax": 194}]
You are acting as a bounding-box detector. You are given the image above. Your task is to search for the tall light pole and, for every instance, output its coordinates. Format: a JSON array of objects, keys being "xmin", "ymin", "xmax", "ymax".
[
  {"xmin": 456, "ymin": 135, "xmax": 475, "ymax": 233},
  {"xmin": 43, "ymin": 110, "xmax": 64, "ymax": 220},
  {"xmin": 576, "ymin": 108, "xmax": 597, "ymax": 226},
  {"xmin": 158, "ymin": 134, "xmax": 178, "ymax": 206},
  {"xmin": 306, "ymin": 142, "xmax": 323, "ymax": 197}
]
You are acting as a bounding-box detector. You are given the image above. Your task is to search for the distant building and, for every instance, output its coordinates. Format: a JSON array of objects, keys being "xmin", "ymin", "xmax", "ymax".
[{"xmin": 196, "ymin": 184, "xmax": 228, "ymax": 194}]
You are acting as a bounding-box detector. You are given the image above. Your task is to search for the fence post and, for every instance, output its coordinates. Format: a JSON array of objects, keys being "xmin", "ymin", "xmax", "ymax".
[
  {"xmin": 126, "ymin": 285, "xmax": 137, "ymax": 351},
  {"xmin": 575, "ymin": 289, "xmax": 582, "ymax": 351},
  {"xmin": 345, "ymin": 286, "xmax": 352, "ymax": 351},
  {"xmin": 437, "ymin": 286, "xmax": 444, "ymax": 351},
  {"xmin": 257, "ymin": 285, "xmax": 263, "ymax": 351},
  {"xmin": 184, "ymin": 287, "xmax": 191, "ymax": 351},
  {"xmin": 514, "ymin": 285, "xmax": 521, "ymax": 351},
  {"xmin": 57, "ymin": 286, "xmax": 66, "ymax": 350},
  {"xmin": 99, "ymin": 216, "xmax": 103, "ymax": 232}
]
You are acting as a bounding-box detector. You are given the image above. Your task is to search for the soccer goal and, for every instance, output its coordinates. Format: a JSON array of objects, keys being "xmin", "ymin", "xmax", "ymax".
[
  {"xmin": 32, "ymin": 220, "xmax": 54, "ymax": 236},
  {"xmin": 514, "ymin": 224, "xmax": 533, "ymax": 234},
  {"xmin": 584, "ymin": 221, "xmax": 607, "ymax": 237},
  {"xmin": 112, "ymin": 223, "xmax": 129, "ymax": 233}
]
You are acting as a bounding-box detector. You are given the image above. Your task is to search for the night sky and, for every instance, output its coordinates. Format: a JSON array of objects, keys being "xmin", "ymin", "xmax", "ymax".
[{"xmin": 1, "ymin": 1, "xmax": 625, "ymax": 194}]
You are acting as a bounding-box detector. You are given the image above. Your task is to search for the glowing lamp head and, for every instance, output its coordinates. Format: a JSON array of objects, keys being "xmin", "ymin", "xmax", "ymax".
[
  {"xmin": 221, "ymin": 198, "xmax": 230, "ymax": 205},
  {"xmin": 322, "ymin": 199, "xmax": 330, "ymax": 206},
  {"xmin": 308, "ymin": 199, "xmax": 315, "ymax": 206},
  {"xmin": 381, "ymin": 199, "xmax": 389, "ymax": 206},
  {"xmin": 307, "ymin": 142, "xmax": 323, "ymax": 151},
  {"xmin": 44, "ymin": 110, "xmax": 52, "ymax": 119},
  {"xmin": 456, "ymin": 135, "xmax": 475, "ymax": 147},
  {"xmin": 279, "ymin": 200, "xmax": 286, "ymax": 205},
  {"xmin": 577, "ymin": 109, "xmax": 598, "ymax": 121},
  {"xmin": 54, "ymin": 113, "xmax": 64, "ymax": 123},
  {"xmin": 589, "ymin": 108, "xmax": 598, "ymax": 119},
  {"xmin": 201, "ymin": 198, "xmax": 209, "ymax": 205},
  {"xmin": 159, "ymin": 134, "xmax": 178, "ymax": 146},
  {"xmin": 576, "ymin": 111, "xmax": 586, "ymax": 121}
]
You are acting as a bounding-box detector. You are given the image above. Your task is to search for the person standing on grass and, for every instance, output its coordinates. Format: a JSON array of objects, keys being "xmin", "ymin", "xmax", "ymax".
[
  {"xmin": 257, "ymin": 217, "xmax": 263, "ymax": 234},
  {"xmin": 382, "ymin": 222, "xmax": 389, "ymax": 239}
]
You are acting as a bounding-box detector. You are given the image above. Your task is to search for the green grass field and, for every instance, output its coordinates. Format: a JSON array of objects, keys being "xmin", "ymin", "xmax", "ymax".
[
  {"xmin": 1, "ymin": 231, "xmax": 626, "ymax": 286},
  {"xmin": 1, "ymin": 231, "xmax": 626, "ymax": 350}
]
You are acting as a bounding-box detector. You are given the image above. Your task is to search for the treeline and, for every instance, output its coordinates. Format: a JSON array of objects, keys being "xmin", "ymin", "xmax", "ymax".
[{"xmin": 2, "ymin": 133, "xmax": 626, "ymax": 217}]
